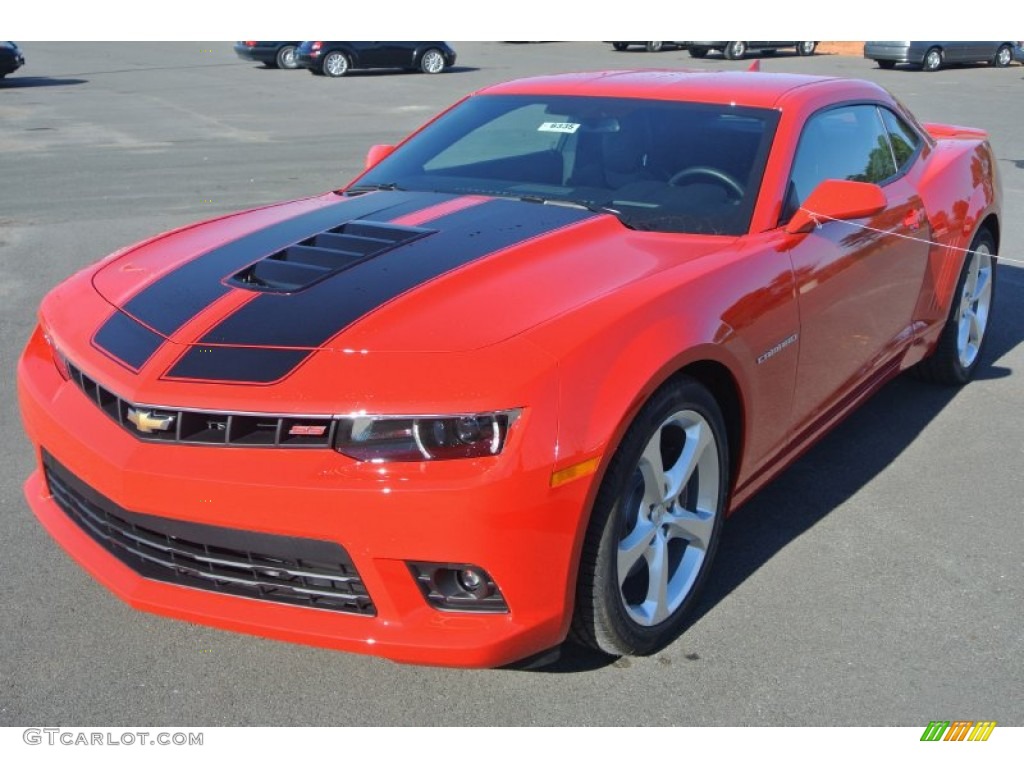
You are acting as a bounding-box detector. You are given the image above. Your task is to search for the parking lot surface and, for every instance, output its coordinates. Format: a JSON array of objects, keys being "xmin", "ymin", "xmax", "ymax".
[{"xmin": 1, "ymin": 42, "xmax": 1022, "ymax": 726}]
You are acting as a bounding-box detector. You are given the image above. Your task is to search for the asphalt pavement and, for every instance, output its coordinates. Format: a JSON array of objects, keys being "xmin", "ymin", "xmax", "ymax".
[{"xmin": 1, "ymin": 42, "xmax": 1021, "ymax": 726}]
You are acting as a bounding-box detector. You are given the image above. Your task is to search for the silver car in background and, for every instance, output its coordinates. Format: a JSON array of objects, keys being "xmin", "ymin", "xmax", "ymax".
[{"xmin": 865, "ymin": 41, "xmax": 1019, "ymax": 71}]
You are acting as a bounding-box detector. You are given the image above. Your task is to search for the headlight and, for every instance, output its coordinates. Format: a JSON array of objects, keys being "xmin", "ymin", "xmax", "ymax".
[
  {"xmin": 334, "ymin": 409, "xmax": 521, "ymax": 462},
  {"xmin": 40, "ymin": 323, "xmax": 70, "ymax": 381}
]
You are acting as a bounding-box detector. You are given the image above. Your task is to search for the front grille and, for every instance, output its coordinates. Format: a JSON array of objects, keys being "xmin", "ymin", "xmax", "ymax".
[
  {"xmin": 43, "ymin": 451, "xmax": 375, "ymax": 616},
  {"xmin": 66, "ymin": 360, "xmax": 335, "ymax": 447}
]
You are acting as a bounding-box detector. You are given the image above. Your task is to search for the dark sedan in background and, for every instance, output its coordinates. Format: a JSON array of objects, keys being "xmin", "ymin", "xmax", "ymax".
[
  {"xmin": 865, "ymin": 41, "xmax": 1020, "ymax": 71},
  {"xmin": 233, "ymin": 41, "xmax": 302, "ymax": 70},
  {"xmin": 296, "ymin": 41, "xmax": 456, "ymax": 77},
  {"xmin": 1, "ymin": 41, "xmax": 25, "ymax": 77}
]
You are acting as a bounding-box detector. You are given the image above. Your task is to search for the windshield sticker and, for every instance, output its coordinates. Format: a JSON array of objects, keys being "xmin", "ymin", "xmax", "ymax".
[{"xmin": 538, "ymin": 122, "xmax": 580, "ymax": 134}]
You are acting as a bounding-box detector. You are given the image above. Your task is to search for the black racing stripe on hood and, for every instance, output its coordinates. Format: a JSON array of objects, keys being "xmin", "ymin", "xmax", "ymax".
[
  {"xmin": 165, "ymin": 200, "xmax": 595, "ymax": 382},
  {"xmin": 162, "ymin": 347, "xmax": 310, "ymax": 385},
  {"xmin": 92, "ymin": 192, "xmax": 447, "ymax": 370},
  {"xmin": 91, "ymin": 310, "xmax": 166, "ymax": 371},
  {"xmin": 355, "ymin": 194, "xmax": 463, "ymax": 222},
  {"xmin": 118, "ymin": 192, "xmax": 440, "ymax": 337}
]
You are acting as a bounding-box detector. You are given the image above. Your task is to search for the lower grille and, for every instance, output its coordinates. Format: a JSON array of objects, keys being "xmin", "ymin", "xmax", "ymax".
[{"xmin": 42, "ymin": 452, "xmax": 374, "ymax": 616}]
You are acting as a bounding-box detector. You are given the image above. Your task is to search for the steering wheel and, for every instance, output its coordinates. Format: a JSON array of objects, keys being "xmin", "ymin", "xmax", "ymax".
[{"xmin": 667, "ymin": 166, "xmax": 745, "ymax": 199}]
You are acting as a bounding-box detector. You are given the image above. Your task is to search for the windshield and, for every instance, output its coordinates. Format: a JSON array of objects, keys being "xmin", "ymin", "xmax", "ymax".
[{"xmin": 354, "ymin": 94, "xmax": 779, "ymax": 236}]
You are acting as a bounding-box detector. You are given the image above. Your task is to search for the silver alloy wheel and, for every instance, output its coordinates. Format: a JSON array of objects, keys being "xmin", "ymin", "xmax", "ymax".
[
  {"xmin": 617, "ymin": 409, "xmax": 720, "ymax": 627},
  {"xmin": 646, "ymin": 41, "xmax": 663, "ymax": 53},
  {"xmin": 420, "ymin": 49, "xmax": 445, "ymax": 74},
  {"xmin": 995, "ymin": 45, "xmax": 1012, "ymax": 67},
  {"xmin": 725, "ymin": 41, "xmax": 747, "ymax": 60},
  {"xmin": 323, "ymin": 52, "xmax": 349, "ymax": 77},
  {"xmin": 798, "ymin": 41, "xmax": 816, "ymax": 56},
  {"xmin": 956, "ymin": 243, "xmax": 994, "ymax": 369},
  {"xmin": 277, "ymin": 45, "xmax": 298, "ymax": 69},
  {"xmin": 924, "ymin": 48, "xmax": 942, "ymax": 71}
]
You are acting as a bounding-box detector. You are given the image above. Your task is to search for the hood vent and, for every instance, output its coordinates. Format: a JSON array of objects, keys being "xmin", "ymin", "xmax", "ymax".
[{"xmin": 229, "ymin": 220, "xmax": 434, "ymax": 293}]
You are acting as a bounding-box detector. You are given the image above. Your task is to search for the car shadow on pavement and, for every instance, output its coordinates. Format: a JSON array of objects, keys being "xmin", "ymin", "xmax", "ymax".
[
  {"xmin": 329, "ymin": 67, "xmax": 481, "ymax": 77},
  {"xmin": 538, "ymin": 262, "xmax": 1023, "ymax": 674},
  {"xmin": 0, "ymin": 76, "xmax": 88, "ymax": 88}
]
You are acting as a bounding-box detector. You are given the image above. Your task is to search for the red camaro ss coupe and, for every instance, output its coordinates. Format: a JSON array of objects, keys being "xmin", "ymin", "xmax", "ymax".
[{"xmin": 19, "ymin": 70, "xmax": 1000, "ymax": 667}]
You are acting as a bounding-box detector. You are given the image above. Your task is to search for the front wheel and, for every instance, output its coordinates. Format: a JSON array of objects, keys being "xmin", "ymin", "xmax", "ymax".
[
  {"xmin": 993, "ymin": 44, "xmax": 1013, "ymax": 67},
  {"xmin": 688, "ymin": 47, "xmax": 709, "ymax": 59},
  {"xmin": 911, "ymin": 230, "xmax": 996, "ymax": 385},
  {"xmin": 612, "ymin": 42, "xmax": 628, "ymax": 51},
  {"xmin": 723, "ymin": 41, "xmax": 747, "ymax": 60},
  {"xmin": 922, "ymin": 47, "xmax": 943, "ymax": 72},
  {"xmin": 645, "ymin": 41, "xmax": 663, "ymax": 53},
  {"xmin": 276, "ymin": 45, "xmax": 298, "ymax": 70},
  {"xmin": 419, "ymin": 48, "xmax": 446, "ymax": 74},
  {"xmin": 572, "ymin": 377, "xmax": 729, "ymax": 656},
  {"xmin": 797, "ymin": 41, "xmax": 817, "ymax": 56}
]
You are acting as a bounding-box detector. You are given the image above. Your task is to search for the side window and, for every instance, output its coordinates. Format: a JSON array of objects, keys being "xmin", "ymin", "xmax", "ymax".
[
  {"xmin": 879, "ymin": 108, "xmax": 921, "ymax": 172},
  {"xmin": 782, "ymin": 105, "xmax": 897, "ymax": 222}
]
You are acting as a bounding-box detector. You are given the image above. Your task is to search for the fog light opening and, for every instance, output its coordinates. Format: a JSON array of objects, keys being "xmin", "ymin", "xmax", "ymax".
[
  {"xmin": 407, "ymin": 562, "xmax": 508, "ymax": 613},
  {"xmin": 456, "ymin": 567, "xmax": 490, "ymax": 597}
]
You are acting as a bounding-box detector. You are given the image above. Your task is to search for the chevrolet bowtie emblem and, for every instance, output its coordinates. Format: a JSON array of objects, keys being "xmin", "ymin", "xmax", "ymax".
[{"xmin": 126, "ymin": 408, "xmax": 176, "ymax": 434}]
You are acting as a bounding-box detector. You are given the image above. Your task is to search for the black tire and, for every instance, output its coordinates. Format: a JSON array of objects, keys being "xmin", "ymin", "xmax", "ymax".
[
  {"xmin": 322, "ymin": 51, "xmax": 350, "ymax": 77},
  {"xmin": 612, "ymin": 42, "xmax": 628, "ymax": 51},
  {"xmin": 645, "ymin": 42, "xmax": 664, "ymax": 53},
  {"xmin": 723, "ymin": 41, "xmax": 747, "ymax": 60},
  {"xmin": 922, "ymin": 47, "xmax": 943, "ymax": 72},
  {"xmin": 572, "ymin": 376, "xmax": 729, "ymax": 656},
  {"xmin": 993, "ymin": 44, "xmax": 1013, "ymax": 68},
  {"xmin": 275, "ymin": 45, "xmax": 298, "ymax": 70},
  {"xmin": 689, "ymin": 47, "xmax": 709, "ymax": 59},
  {"xmin": 911, "ymin": 229, "xmax": 996, "ymax": 385},
  {"xmin": 877, "ymin": 59, "xmax": 896, "ymax": 70},
  {"xmin": 796, "ymin": 41, "xmax": 817, "ymax": 56},
  {"xmin": 419, "ymin": 48, "xmax": 446, "ymax": 74}
]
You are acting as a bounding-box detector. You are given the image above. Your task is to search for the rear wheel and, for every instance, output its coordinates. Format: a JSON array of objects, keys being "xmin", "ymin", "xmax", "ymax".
[
  {"xmin": 572, "ymin": 377, "xmax": 728, "ymax": 656},
  {"xmin": 922, "ymin": 47, "xmax": 943, "ymax": 72},
  {"xmin": 993, "ymin": 44, "xmax": 1013, "ymax": 67},
  {"xmin": 689, "ymin": 47, "xmax": 709, "ymax": 58},
  {"xmin": 645, "ymin": 42, "xmax": 664, "ymax": 53},
  {"xmin": 323, "ymin": 51, "xmax": 350, "ymax": 77},
  {"xmin": 612, "ymin": 42, "xmax": 628, "ymax": 51},
  {"xmin": 912, "ymin": 230, "xmax": 996, "ymax": 385},
  {"xmin": 723, "ymin": 41, "xmax": 747, "ymax": 60},
  {"xmin": 797, "ymin": 41, "xmax": 817, "ymax": 56},
  {"xmin": 877, "ymin": 59, "xmax": 896, "ymax": 70}
]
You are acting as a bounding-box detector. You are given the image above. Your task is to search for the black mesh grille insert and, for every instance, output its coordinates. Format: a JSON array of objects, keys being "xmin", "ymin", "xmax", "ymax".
[
  {"xmin": 229, "ymin": 220, "xmax": 433, "ymax": 292},
  {"xmin": 43, "ymin": 451, "xmax": 375, "ymax": 616},
  {"xmin": 65, "ymin": 360, "xmax": 335, "ymax": 448}
]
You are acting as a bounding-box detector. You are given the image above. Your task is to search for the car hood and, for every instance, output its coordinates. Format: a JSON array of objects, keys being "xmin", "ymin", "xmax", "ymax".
[{"xmin": 86, "ymin": 190, "xmax": 730, "ymax": 385}]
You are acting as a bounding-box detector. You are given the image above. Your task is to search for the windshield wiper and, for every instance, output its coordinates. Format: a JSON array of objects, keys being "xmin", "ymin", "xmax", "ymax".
[
  {"xmin": 517, "ymin": 195, "xmax": 621, "ymax": 217},
  {"xmin": 345, "ymin": 182, "xmax": 404, "ymax": 196}
]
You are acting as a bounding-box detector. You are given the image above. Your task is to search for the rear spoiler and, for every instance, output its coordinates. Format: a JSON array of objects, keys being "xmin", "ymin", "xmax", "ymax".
[{"xmin": 922, "ymin": 122, "xmax": 989, "ymax": 141}]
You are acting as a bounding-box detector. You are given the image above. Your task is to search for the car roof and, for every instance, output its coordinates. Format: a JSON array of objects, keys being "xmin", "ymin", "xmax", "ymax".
[{"xmin": 477, "ymin": 69, "xmax": 886, "ymax": 110}]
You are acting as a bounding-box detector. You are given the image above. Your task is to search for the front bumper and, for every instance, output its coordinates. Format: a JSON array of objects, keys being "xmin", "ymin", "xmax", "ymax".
[{"xmin": 18, "ymin": 327, "xmax": 593, "ymax": 667}]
